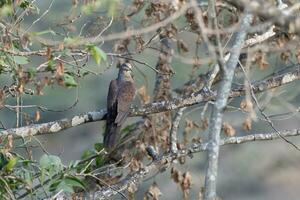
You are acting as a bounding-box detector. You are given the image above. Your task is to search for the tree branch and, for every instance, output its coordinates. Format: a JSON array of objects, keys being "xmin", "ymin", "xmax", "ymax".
[
  {"xmin": 203, "ymin": 13, "xmax": 253, "ymax": 200},
  {"xmin": 1, "ymin": 67, "xmax": 300, "ymax": 138},
  {"xmin": 59, "ymin": 129, "xmax": 300, "ymax": 199}
]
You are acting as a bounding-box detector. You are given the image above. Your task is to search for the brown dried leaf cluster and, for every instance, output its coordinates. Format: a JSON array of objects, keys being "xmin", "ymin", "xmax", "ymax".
[
  {"xmin": 128, "ymin": 182, "xmax": 138, "ymax": 200},
  {"xmin": 144, "ymin": 182, "xmax": 162, "ymax": 200},
  {"xmin": 183, "ymin": 119, "xmax": 200, "ymax": 146},
  {"xmin": 253, "ymin": 51, "xmax": 269, "ymax": 70},
  {"xmin": 171, "ymin": 167, "xmax": 192, "ymax": 200},
  {"xmin": 222, "ymin": 122, "xmax": 236, "ymax": 137},
  {"xmin": 240, "ymin": 99, "xmax": 253, "ymax": 113},
  {"xmin": 242, "ymin": 117, "xmax": 252, "ymax": 131},
  {"xmin": 138, "ymin": 86, "xmax": 151, "ymax": 105}
]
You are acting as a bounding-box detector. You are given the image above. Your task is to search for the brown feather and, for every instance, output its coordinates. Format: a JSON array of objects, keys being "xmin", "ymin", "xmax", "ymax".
[
  {"xmin": 115, "ymin": 81, "xmax": 135, "ymax": 125},
  {"xmin": 104, "ymin": 80, "xmax": 118, "ymax": 148}
]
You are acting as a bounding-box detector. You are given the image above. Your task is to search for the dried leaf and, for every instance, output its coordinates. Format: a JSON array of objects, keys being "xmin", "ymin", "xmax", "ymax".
[
  {"xmin": 181, "ymin": 172, "xmax": 192, "ymax": 200},
  {"xmin": 254, "ymin": 51, "xmax": 269, "ymax": 70},
  {"xmin": 4, "ymin": 135, "xmax": 13, "ymax": 154},
  {"xmin": 46, "ymin": 47, "xmax": 52, "ymax": 60},
  {"xmin": 240, "ymin": 99, "xmax": 253, "ymax": 112},
  {"xmin": 17, "ymin": 84, "xmax": 24, "ymax": 93},
  {"xmin": 280, "ymin": 52, "xmax": 289, "ymax": 63},
  {"xmin": 242, "ymin": 118, "xmax": 252, "ymax": 131},
  {"xmin": 144, "ymin": 182, "xmax": 162, "ymax": 200},
  {"xmin": 58, "ymin": 43, "xmax": 64, "ymax": 50},
  {"xmin": 177, "ymin": 39, "xmax": 189, "ymax": 54},
  {"xmin": 223, "ymin": 122, "xmax": 236, "ymax": 137},
  {"xmin": 171, "ymin": 167, "xmax": 182, "ymax": 184},
  {"xmin": 296, "ymin": 49, "xmax": 300, "ymax": 63},
  {"xmin": 35, "ymin": 110, "xmax": 41, "ymax": 122},
  {"xmin": 0, "ymin": 89, "xmax": 5, "ymax": 108},
  {"xmin": 56, "ymin": 62, "xmax": 64, "ymax": 76},
  {"xmin": 128, "ymin": 182, "xmax": 138, "ymax": 200},
  {"xmin": 135, "ymin": 35, "xmax": 145, "ymax": 53},
  {"xmin": 201, "ymin": 118, "xmax": 209, "ymax": 130},
  {"xmin": 192, "ymin": 137, "xmax": 202, "ymax": 144},
  {"xmin": 138, "ymin": 86, "xmax": 150, "ymax": 105},
  {"xmin": 130, "ymin": 157, "xmax": 143, "ymax": 172},
  {"xmin": 183, "ymin": 119, "xmax": 194, "ymax": 145}
]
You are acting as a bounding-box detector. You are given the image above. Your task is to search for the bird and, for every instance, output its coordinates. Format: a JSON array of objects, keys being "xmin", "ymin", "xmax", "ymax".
[{"xmin": 103, "ymin": 63, "xmax": 136, "ymax": 149}]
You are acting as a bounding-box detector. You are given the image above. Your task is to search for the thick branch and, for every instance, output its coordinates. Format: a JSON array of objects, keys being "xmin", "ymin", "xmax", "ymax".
[
  {"xmin": 1, "ymin": 68, "xmax": 300, "ymax": 138},
  {"xmin": 204, "ymin": 13, "xmax": 253, "ymax": 200},
  {"xmin": 74, "ymin": 129, "xmax": 300, "ymax": 199}
]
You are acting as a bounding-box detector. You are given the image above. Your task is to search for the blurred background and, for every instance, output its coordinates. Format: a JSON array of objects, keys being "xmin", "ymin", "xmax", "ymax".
[{"xmin": 1, "ymin": 1, "xmax": 300, "ymax": 199}]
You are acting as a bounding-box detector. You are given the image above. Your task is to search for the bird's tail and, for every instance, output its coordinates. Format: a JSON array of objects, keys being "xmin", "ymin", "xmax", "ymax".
[{"xmin": 103, "ymin": 124, "xmax": 121, "ymax": 149}]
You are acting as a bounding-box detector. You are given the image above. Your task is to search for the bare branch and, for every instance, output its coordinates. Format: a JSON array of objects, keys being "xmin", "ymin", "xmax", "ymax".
[
  {"xmin": 1, "ymin": 68, "xmax": 300, "ymax": 138},
  {"xmin": 204, "ymin": 13, "xmax": 253, "ymax": 200},
  {"xmin": 170, "ymin": 108, "xmax": 185, "ymax": 154},
  {"xmin": 63, "ymin": 129, "xmax": 300, "ymax": 199}
]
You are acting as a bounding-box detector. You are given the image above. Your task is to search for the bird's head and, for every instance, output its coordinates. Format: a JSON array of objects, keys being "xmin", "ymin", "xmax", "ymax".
[
  {"xmin": 120, "ymin": 63, "xmax": 133, "ymax": 72},
  {"xmin": 118, "ymin": 63, "xmax": 133, "ymax": 80}
]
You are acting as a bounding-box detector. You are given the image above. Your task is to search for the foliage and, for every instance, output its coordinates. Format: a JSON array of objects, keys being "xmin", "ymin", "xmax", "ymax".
[{"xmin": 0, "ymin": 0, "xmax": 300, "ymax": 199}]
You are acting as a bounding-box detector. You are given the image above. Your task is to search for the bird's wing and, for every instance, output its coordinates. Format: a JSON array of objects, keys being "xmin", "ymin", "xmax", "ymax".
[
  {"xmin": 106, "ymin": 80, "xmax": 118, "ymax": 121},
  {"xmin": 115, "ymin": 81, "xmax": 135, "ymax": 125},
  {"xmin": 104, "ymin": 79, "xmax": 119, "ymax": 148}
]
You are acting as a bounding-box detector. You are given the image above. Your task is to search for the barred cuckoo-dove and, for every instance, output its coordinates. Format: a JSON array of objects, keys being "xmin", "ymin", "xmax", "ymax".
[{"xmin": 103, "ymin": 63, "xmax": 135, "ymax": 149}]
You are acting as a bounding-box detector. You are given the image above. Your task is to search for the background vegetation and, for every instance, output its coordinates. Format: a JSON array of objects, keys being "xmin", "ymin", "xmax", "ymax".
[{"xmin": 0, "ymin": 0, "xmax": 300, "ymax": 199}]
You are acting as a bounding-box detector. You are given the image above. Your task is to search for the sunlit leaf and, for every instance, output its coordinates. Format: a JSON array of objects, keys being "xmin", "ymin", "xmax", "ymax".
[
  {"xmin": 86, "ymin": 44, "xmax": 107, "ymax": 65},
  {"xmin": 4, "ymin": 156, "xmax": 18, "ymax": 172}
]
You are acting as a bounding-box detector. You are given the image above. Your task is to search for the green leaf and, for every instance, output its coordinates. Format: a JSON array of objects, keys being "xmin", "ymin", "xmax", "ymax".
[
  {"xmin": 40, "ymin": 155, "xmax": 61, "ymax": 169},
  {"xmin": 0, "ymin": 153, "xmax": 8, "ymax": 170},
  {"xmin": 23, "ymin": 169, "xmax": 32, "ymax": 186},
  {"xmin": 40, "ymin": 168, "xmax": 46, "ymax": 184},
  {"xmin": 68, "ymin": 160, "xmax": 80, "ymax": 169},
  {"xmin": 58, "ymin": 181, "xmax": 74, "ymax": 193},
  {"xmin": 19, "ymin": 0, "xmax": 29, "ymax": 9},
  {"xmin": 27, "ymin": 67, "xmax": 36, "ymax": 79},
  {"xmin": 49, "ymin": 179, "xmax": 61, "ymax": 192},
  {"xmin": 64, "ymin": 176, "xmax": 86, "ymax": 190},
  {"xmin": 50, "ymin": 176, "xmax": 85, "ymax": 193},
  {"xmin": 94, "ymin": 143, "xmax": 104, "ymax": 152},
  {"xmin": 0, "ymin": 4, "xmax": 13, "ymax": 16},
  {"xmin": 46, "ymin": 58, "xmax": 55, "ymax": 72},
  {"xmin": 95, "ymin": 156, "xmax": 104, "ymax": 167},
  {"xmin": 81, "ymin": 149, "xmax": 93, "ymax": 160},
  {"xmin": 4, "ymin": 156, "xmax": 18, "ymax": 172},
  {"xmin": 86, "ymin": 45, "xmax": 107, "ymax": 65},
  {"xmin": 39, "ymin": 154, "xmax": 63, "ymax": 175},
  {"xmin": 63, "ymin": 74, "xmax": 77, "ymax": 87},
  {"xmin": 13, "ymin": 56, "xmax": 29, "ymax": 65}
]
